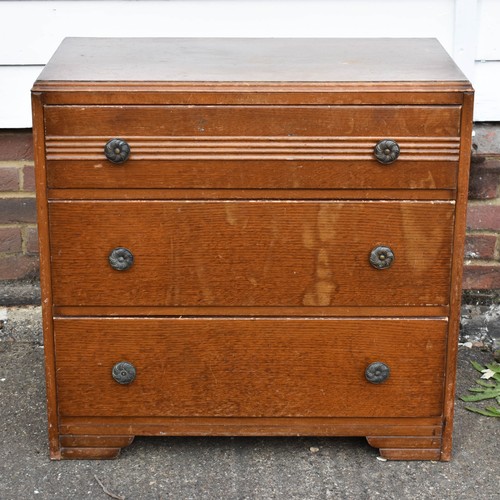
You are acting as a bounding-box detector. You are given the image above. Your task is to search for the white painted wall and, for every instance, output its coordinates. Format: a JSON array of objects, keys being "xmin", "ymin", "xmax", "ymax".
[{"xmin": 0, "ymin": 0, "xmax": 497, "ymax": 127}]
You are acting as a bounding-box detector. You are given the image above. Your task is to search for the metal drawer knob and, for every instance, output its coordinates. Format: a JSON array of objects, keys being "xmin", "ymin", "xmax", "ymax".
[
  {"xmin": 108, "ymin": 247, "xmax": 134, "ymax": 271},
  {"xmin": 112, "ymin": 361, "xmax": 136, "ymax": 385},
  {"xmin": 369, "ymin": 246, "xmax": 394, "ymax": 270},
  {"xmin": 365, "ymin": 362, "xmax": 390, "ymax": 384},
  {"xmin": 104, "ymin": 138, "xmax": 131, "ymax": 164},
  {"xmin": 374, "ymin": 139, "xmax": 400, "ymax": 164}
]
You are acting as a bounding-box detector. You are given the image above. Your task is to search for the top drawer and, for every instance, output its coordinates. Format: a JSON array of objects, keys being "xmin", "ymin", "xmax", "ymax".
[{"xmin": 44, "ymin": 105, "xmax": 461, "ymax": 191}]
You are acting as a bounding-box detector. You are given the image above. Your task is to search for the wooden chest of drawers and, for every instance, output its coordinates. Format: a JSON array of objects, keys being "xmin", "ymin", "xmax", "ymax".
[{"xmin": 32, "ymin": 38, "xmax": 473, "ymax": 461}]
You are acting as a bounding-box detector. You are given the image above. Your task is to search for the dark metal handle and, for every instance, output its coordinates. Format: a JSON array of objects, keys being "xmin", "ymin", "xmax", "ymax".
[
  {"xmin": 374, "ymin": 139, "xmax": 400, "ymax": 164},
  {"xmin": 104, "ymin": 138, "xmax": 130, "ymax": 164},
  {"xmin": 112, "ymin": 361, "xmax": 136, "ymax": 385},
  {"xmin": 365, "ymin": 362, "xmax": 390, "ymax": 384},
  {"xmin": 369, "ymin": 246, "xmax": 394, "ymax": 269},
  {"xmin": 108, "ymin": 247, "xmax": 134, "ymax": 271}
]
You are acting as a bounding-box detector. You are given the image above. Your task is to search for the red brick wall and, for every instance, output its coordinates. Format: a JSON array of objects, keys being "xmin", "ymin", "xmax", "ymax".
[
  {"xmin": 0, "ymin": 127, "xmax": 499, "ymax": 289},
  {"xmin": 464, "ymin": 124, "xmax": 500, "ymax": 290},
  {"xmin": 0, "ymin": 131, "xmax": 38, "ymax": 280}
]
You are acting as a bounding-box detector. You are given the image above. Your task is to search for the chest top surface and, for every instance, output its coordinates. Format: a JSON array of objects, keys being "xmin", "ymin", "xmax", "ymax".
[{"xmin": 35, "ymin": 37, "xmax": 469, "ymax": 85}]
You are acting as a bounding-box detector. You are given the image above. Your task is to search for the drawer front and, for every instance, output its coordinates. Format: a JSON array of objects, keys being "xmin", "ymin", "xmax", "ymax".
[
  {"xmin": 45, "ymin": 105, "xmax": 461, "ymax": 137},
  {"xmin": 45, "ymin": 105, "xmax": 460, "ymax": 190},
  {"xmin": 49, "ymin": 200, "xmax": 454, "ymax": 307},
  {"xmin": 54, "ymin": 318, "xmax": 447, "ymax": 418}
]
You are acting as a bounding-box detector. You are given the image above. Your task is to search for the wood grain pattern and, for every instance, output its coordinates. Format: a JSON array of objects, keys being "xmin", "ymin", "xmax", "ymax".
[
  {"xmin": 378, "ymin": 448, "xmax": 441, "ymax": 461},
  {"xmin": 57, "ymin": 414, "xmax": 444, "ymax": 460},
  {"xmin": 366, "ymin": 436, "xmax": 442, "ymax": 449},
  {"xmin": 48, "ymin": 201, "xmax": 455, "ymax": 307},
  {"xmin": 31, "ymin": 93, "xmax": 61, "ymax": 460},
  {"xmin": 53, "ymin": 305, "xmax": 449, "ymax": 318},
  {"xmin": 54, "ymin": 318, "xmax": 447, "ymax": 419},
  {"xmin": 35, "ymin": 39, "xmax": 469, "ymax": 84},
  {"xmin": 60, "ymin": 447, "xmax": 123, "ymax": 460},
  {"xmin": 44, "ymin": 105, "xmax": 461, "ymax": 138},
  {"xmin": 45, "ymin": 158, "xmax": 458, "ymax": 191},
  {"xmin": 38, "ymin": 87, "xmax": 467, "ymax": 106},
  {"xmin": 32, "ymin": 38, "xmax": 473, "ymax": 461},
  {"xmin": 46, "ymin": 136, "xmax": 460, "ymax": 161},
  {"xmin": 59, "ymin": 416, "xmax": 443, "ymax": 438},
  {"xmin": 45, "ymin": 135, "xmax": 459, "ymax": 191},
  {"xmin": 47, "ymin": 188, "xmax": 456, "ymax": 201},
  {"xmin": 59, "ymin": 435, "xmax": 134, "ymax": 461},
  {"xmin": 59, "ymin": 435, "xmax": 134, "ymax": 448},
  {"xmin": 441, "ymin": 91, "xmax": 475, "ymax": 461}
]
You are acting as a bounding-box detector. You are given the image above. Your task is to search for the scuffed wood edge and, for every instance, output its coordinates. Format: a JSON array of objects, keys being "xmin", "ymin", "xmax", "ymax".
[
  {"xmin": 32, "ymin": 91, "xmax": 61, "ymax": 460},
  {"xmin": 441, "ymin": 91, "xmax": 475, "ymax": 461}
]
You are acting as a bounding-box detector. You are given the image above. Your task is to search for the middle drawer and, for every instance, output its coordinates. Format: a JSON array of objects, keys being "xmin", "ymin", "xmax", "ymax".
[{"xmin": 49, "ymin": 200, "xmax": 454, "ymax": 307}]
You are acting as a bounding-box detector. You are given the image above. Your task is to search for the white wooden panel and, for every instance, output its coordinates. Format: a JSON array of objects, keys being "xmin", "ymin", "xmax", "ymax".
[
  {"xmin": 473, "ymin": 61, "xmax": 500, "ymax": 121},
  {"xmin": 0, "ymin": 0, "xmax": 456, "ymax": 64},
  {"xmin": 453, "ymin": 0, "xmax": 477, "ymax": 80},
  {"xmin": 476, "ymin": 0, "xmax": 500, "ymax": 60},
  {"xmin": 2, "ymin": 0, "xmax": 498, "ymax": 125},
  {"xmin": 0, "ymin": 66, "xmax": 42, "ymax": 128}
]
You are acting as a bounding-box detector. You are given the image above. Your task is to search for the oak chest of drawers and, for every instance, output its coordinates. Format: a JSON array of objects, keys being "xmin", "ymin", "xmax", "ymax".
[{"xmin": 32, "ymin": 38, "xmax": 473, "ymax": 461}]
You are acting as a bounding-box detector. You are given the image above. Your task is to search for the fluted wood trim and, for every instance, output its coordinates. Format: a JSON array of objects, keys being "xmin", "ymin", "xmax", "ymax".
[{"xmin": 46, "ymin": 135, "xmax": 460, "ymax": 162}]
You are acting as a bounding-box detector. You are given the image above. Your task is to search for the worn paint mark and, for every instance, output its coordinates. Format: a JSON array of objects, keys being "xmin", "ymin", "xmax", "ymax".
[
  {"xmin": 225, "ymin": 205, "xmax": 238, "ymax": 226},
  {"xmin": 197, "ymin": 117, "xmax": 207, "ymax": 133},
  {"xmin": 302, "ymin": 223, "xmax": 315, "ymax": 250},
  {"xmin": 195, "ymin": 268, "xmax": 215, "ymax": 303},
  {"xmin": 317, "ymin": 204, "xmax": 340, "ymax": 243},
  {"xmin": 248, "ymin": 277, "xmax": 258, "ymax": 287},
  {"xmin": 303, "ymin": 248, "xmax": 335, "ymax": 306},
  {"xmin": 422, "ymin": 170, "xmax": 437, "ymax": 189}
]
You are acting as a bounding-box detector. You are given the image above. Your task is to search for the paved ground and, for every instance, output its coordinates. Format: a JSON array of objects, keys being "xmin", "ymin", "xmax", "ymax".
[{"xmin": 0, "ymin": 307, "xmax": 498, "ymax": 500}]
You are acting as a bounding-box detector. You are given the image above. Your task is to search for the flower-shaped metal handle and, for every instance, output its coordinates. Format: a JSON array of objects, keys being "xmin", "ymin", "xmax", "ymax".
[
  {"xmin": 112, "ymin": 361, "xmax": 136, "ymax": 385},
  {"xmin": 108, "ymin": 247, "xmax": 134, "ymax": 271},
  {"xmin": 374, "ymin": 139, "xmax": 400, "ymax": 164},
  {"xmin": 365, "ymin": 362, "xmax": 390, "ymax": 384},
  {"xmin": 104, "ymin": 138, "xmax": 131, "ymax": 164},
  {"xmin": 369, "ymin": 246, "xmax": 394, "ymax": 270}
]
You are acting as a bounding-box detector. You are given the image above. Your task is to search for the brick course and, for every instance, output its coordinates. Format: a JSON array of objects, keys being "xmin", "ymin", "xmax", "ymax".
[
  {"xmin": 25, "ymin": 226, "xmax": 39, "ymax": 254},
  {"xmin": 22, "ymin": 165, "xmax": 36, "ymax": 191},
  {"xmin": 0, "ymin": 130, "xmax": 37, "ymax": 280},
  {"xmin": 0, "ymin": 126, "xmax": 499, "ymax": 289},
  {"xmin": 0, "ymin": 198, "xmax": 37, "ymax": 224},
  {"xmin": 463, "ymin": 124, "xmax": 500, "ymax": 289},
  {"xmin": 0, "ymin": 130, "xmax": 33, "ymax": 161},
  {"xmin": 0, "ymin": 254, "xmax": 39, "ymax": 281},
  {"xmin": 463, "ymin": 264, "xmax": 500, "ymax": 290},
  {"xmin": 0, "ymin": 166, "xmax": 20, "ymax": 191},
  {"xmin": 464, "ymin": 234, "xmax": 498, "ymax": 260},
  {"xmin": 468, "ymin": 159, "xmax": 500, "ymax": 199},
  {"xmin": 0, "ymin": 227, "xmax": 22, "ymax": 253},
  {"xmin": 466, "ymin": 204, "xmax": 500, "ymax": 231}
]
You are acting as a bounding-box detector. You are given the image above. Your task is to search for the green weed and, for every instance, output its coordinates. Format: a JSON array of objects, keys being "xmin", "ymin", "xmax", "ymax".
[{"xmin": 460, "ymin": 361, "xmax": 500, "ymax": 417}]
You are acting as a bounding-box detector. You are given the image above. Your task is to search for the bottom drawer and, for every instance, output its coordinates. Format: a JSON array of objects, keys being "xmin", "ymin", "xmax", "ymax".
[{"xmin": 54, "ymin": 318, "xmax": 447, "ymax": 418}]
